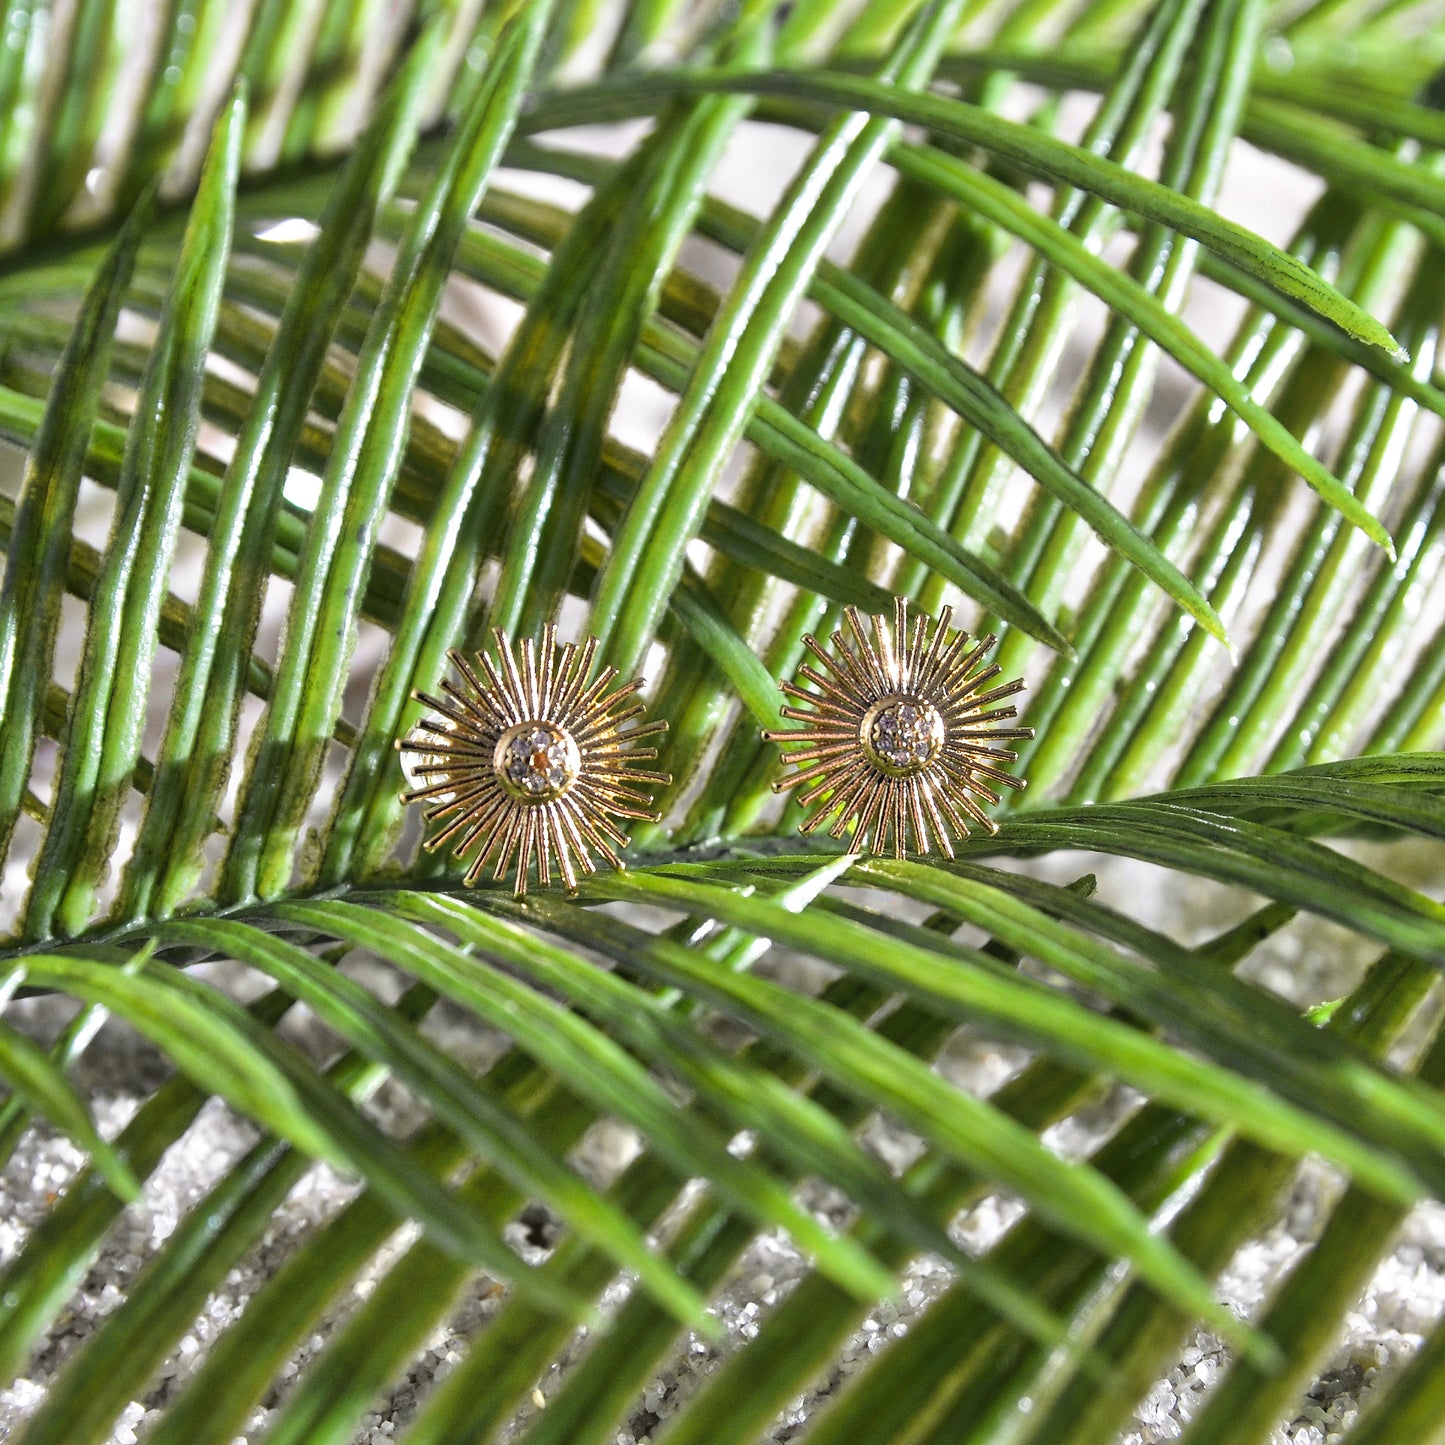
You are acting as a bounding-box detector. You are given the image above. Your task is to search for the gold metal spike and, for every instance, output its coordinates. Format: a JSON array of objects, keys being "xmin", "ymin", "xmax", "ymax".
[
  {"xmin": 397, "ymin": 626, "xmax": 669, "ymax": 896},
  {"xmin": 762, "ymin": 599, "xmax": 1034, "ymax": 859}
]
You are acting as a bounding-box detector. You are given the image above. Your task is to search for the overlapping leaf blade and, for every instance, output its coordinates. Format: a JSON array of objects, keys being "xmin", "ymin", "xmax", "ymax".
[{"xmin": 0, "ymin": 1, "xmax": 1442, "ymax": 1442}]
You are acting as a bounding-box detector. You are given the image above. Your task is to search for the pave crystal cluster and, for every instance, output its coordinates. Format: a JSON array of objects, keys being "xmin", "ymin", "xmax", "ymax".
[
  {"xmin": 863, "ymin": 697, "xmax": 945, "ymax": 776},
  {"xmin": 763, "ymin": 599, "xmax": 1034, "ymax": 859},
  {"xmin": 496, "ymin": 722, "xmax": 580, "ymax": 801}
]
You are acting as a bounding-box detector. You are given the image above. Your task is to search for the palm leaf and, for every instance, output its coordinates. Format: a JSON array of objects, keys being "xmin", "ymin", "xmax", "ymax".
[{"xmin": 1, "ymin": 0, "xmax": 1445, "ymax": 1441}]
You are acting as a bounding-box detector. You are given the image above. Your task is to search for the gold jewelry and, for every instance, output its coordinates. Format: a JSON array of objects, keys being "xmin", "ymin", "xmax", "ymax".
[
  {"xmin": 398, "ymin": 627, "xmax": 668, "ymax": 895},
  {"xmin": 763, "ymin": 599, "xmax": 1033, "ymax": 858}
]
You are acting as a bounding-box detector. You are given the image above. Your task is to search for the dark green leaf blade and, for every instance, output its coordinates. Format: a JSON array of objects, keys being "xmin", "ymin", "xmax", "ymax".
[{"xmin": 24, "ymin": 89, "xmax": 244, "ymax": 940}]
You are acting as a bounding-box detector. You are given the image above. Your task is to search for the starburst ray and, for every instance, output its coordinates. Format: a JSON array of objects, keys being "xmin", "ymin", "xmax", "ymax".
[
  {"xmin": 399, "ymin": 633, "xmax": 669, "ymax": 896},
  {"xmin": 763, "ymin": 599, "xmax": 1034, "ymax": 858}
]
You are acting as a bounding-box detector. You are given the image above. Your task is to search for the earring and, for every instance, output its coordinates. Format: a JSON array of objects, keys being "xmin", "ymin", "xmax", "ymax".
[
  {"xmin": 762, "ymin": 599, "xmax": 1033, "ymax": 859},
  {"xmin": 398, "ymin": 626, "xmax": 669, "ymax": 896}
]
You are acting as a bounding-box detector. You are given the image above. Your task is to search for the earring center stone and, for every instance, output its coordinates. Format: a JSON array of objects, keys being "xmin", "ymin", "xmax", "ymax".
[
  {"xmin": 859, "ymin": 694, "xmax": 945, "ymax": 778},
  {"xmin": 495, "ymin": 721, "xmax": 582, "ymax": 803}
]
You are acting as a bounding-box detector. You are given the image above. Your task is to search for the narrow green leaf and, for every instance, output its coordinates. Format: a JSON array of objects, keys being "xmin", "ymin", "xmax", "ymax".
[
  {"xmin": 126, "ymin": 20, "xmax": 446, "ymax": 922},
  {"xmin": 671, "ymin": 483, "xmax": 896, "ymax": 611},
  {"xmin": 0, "ymin": 184, "xmax": 154, "ymax": 866},
  {"xmin": 990, "ymin": 796, "xmax": 1445, "ymax": 964},
  {"xmin": 223, "ymin": 6, "xmax": 548, "ymax": 904},
  {"xmin": 160, "ymin": 915, "xmax": 710, "ymax": 1329},
  {"xmin": 274, "ymin": 896, "xmax": 900, "ymax": 1304},
  {"xmin": 670, "ymin": 566, "xmax": 787, "ymax": 729},
  {"xmin": 536, "ymin": 877, "xmax": 1272, "ymax": 1366},
  {"xmin": 9, "ymin": 950, "xmax": 578, "ymax": 1314},
  {"xmin": 0, "ymin": 1012, "xmax": 137, "ymax": 1201},
  {"xmin": 10, "ymin": 985, "xmax": 434, "ymax": 1445},
  {"xmin": 0, "ymin": 998, "xmax": 108, "ymax": 1170},
  {"xmin": 890, "ymin": 142, "xmax": 1393, "ymax": 560},
  {"xmin": 587, "ymin": 0, "xmax": 976, "ymax": 675},
  {"xmin": 24, "ymin": 89, "xmax": 243, "ymax": 940},
  {"xmin": 524, "ymin": 67, "xmax": 1406, "ymax": 364}
]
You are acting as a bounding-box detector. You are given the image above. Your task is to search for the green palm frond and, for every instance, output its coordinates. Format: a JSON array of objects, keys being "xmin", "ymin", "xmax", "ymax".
[{"xmin": 1, "ymin": 0, "xmax": 1445, "ymax": 1440}]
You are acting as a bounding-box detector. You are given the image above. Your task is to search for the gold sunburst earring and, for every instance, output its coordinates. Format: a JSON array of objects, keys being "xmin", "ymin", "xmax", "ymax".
[
  {"xmin": 762, "ymin": 599, "xmax": 1033, "ymax": 858},
  {"xmin": 397, "ymin": 626, "xmax": 669, "ymax": 896}
]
